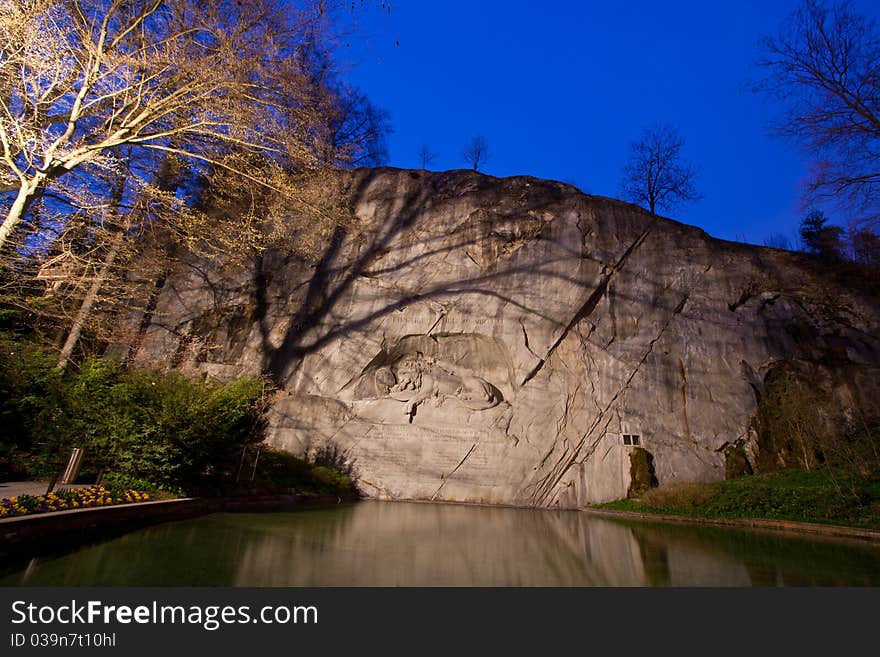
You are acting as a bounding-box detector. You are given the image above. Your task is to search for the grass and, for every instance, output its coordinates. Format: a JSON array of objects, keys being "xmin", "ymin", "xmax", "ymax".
[{"xmin": 596, "ymin": 469, "xmax": 880, "ymax": 530}]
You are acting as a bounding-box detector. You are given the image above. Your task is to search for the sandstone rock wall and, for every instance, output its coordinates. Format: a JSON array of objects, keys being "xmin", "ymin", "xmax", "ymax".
[{"xmin": 127, "ymin": 168, "xmax": 880, "ymax": 507}]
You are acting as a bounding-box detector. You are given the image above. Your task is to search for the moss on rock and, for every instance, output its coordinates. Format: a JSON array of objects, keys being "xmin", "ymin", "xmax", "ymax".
[
  {"xmin": 628, "ymin": 447, "xmax": 659, "ymax": 498},
  {"xmin": 724, "ymin": 441, "xmax": 754, "ymax": 479}
]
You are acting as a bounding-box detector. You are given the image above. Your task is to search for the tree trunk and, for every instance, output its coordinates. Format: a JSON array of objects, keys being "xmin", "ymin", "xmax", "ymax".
[
  {"xmin": 56, "ymin": 229, "xmax": 126, "ymax": 370},
  {"xmin": 0, "ymin": 178, "xmax": 41, "ymax": 252},
  {"xmin": 55, "ymin": 149, "xmax": 180, "ymax": 370}
]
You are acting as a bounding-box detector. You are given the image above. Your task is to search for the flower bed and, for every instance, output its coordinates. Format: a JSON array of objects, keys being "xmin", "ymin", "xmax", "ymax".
[{"xmin": 0, "ymin": 486, "xmax": 151, "ymax": 519}]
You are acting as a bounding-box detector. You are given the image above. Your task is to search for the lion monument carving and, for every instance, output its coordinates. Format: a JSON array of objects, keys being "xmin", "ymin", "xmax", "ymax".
[{"xmin": 380, "ymin": 355, "xmax": 501, "ymax": 422}]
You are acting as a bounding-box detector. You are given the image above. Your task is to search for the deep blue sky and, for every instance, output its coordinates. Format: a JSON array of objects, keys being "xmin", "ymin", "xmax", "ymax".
[{"xmin": 337, "ymin": 1, "xmax": 878, "ymax": 245}]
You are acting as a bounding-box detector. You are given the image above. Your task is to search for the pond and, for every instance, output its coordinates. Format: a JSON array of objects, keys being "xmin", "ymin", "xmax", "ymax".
[{"xmin": 2, "ymin": 501, "xmax": 880, "ymax": 586}]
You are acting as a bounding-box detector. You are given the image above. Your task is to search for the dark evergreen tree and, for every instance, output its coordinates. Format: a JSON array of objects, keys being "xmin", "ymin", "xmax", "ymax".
[
  {"xmin": 851, "ymin": 228, "xmax": 880, "ymax": 266},
  {"xmin": 800, "ymin": 210, "xmax": 845, "ymax": 260}
]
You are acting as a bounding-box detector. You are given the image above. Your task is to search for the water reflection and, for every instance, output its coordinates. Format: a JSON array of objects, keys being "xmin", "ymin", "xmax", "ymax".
[{"xmin": 2, "ymin": 501, "xmax": 879, "ymax": 586}]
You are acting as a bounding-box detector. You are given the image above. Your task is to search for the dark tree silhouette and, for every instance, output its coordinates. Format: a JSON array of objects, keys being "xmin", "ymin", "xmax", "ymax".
[
  {"xmin": 418, "ymin": 144, "xmax": 437, "ymax": 169},
  {"xmin": 315, "ymin": 86, "xmax": 391, "ymax": 168},
  {"xmin": 621, "ymin": 124, "xmax": 700, "ymax": 215},
  {"xmin": 764, "ymin": 233, "xmax": 795, "ymax": 251},
  {"xmin": 756, "ymin": 0, "xmax": 880, "ymax": 228},
  {"xmin": 851, "ymin": 227, "xmax": 880, "ymax": 265},
  {"xmin": 800, "ymin": 209, "xmax": 845, "ymax": 259},
  {"xmin": 461, "ymin": 135, "xmax": 489, "ymax": 171}
]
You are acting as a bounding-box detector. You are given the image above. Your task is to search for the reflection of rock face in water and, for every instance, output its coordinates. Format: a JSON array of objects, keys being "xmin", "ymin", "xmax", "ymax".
[
  {"xmin": 232, "ymin": 503, "xmax": 654, "ymax": 586},
  {"xmin": 4, "ymin": 503, "xmax": 880, "ymax": 586},
  {"xmin": 227, "ymin": 503, "xmax": 866, "ymax": 587},
  {"xmin": 124, "ymin": 168, "xmax": 880, "ymax": 507}
]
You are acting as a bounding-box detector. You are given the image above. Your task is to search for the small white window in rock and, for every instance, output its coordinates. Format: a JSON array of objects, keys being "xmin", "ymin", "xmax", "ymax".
[{"xmin": 622, "ymin": 434, "xmax": 641, "ymax": 446}]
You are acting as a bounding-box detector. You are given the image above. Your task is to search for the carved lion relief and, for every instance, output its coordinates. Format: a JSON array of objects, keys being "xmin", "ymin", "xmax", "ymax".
[{"xmin": 368, "ymin": 354, "xmax": 502, "ymax": 422}]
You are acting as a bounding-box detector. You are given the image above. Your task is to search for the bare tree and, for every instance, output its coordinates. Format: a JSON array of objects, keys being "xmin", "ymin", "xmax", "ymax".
[
  {"xmin": 0, "ymin": 0, "xmax": 381, "ymax": 369},
  {"xmin": 0, "ymin": 0, "xmax": 338, "ymax": 252},
  {"xmin": 756, "ymin": 0, "xmax": 880, "ymax": 227},
  {"xmin": 0, "ymin": 147, "xmax": 196, "ymax": 368},
  {"xmin": 52, "ymin": 148, "xmax": 190, "ymax": 369},
  {"xmin": 851, "ymin": 226, "xmax": 880, "ymax": 265},
  {"xmin": 620, "ymin": 123, "xmax": 700, "ymax": 215},
  {"xmin": 293, "ymin": 38, "xmax": 391, "ymax": 169},
  {"xmin": 764, "ymin": 233, "xmax": 795, "ymax": 251},
  {"xmin": 53, "ymin": 216, "xmax": 130, "ymax": 370},
  {"xmin": 321, "ymin": 86, "xmax": 391, "ymax": 167},
  {"xmin": 418, "ymin": 144, "xmax": 437, "ymax": 169},
  {"xmin": 461, "ymin": 135, "xmax": 489, "ymax": 172}
]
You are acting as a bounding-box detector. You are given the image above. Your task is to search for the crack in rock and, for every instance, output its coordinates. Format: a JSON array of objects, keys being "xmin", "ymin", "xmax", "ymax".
[
  {"xmin": 525, "ymin": 291, "xmax": 689, "ymax": 506},
  {"xmin": 678, "ymin": 356, "xmax": 694, "ymax": 446},
  {"xmin": 521, "ymin": 222, "xmax": 655, "ymax": 387},
  {"xmin": 431, "ymin": 442, "xmax": 478, "ymax": 500},
  {"xmin": 519, "ymin": 320, "xmax": 541, "ymax": 360}
]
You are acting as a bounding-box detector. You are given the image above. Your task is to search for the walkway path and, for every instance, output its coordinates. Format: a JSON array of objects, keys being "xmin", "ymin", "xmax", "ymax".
[{"xmin": 1, "ymin": 481, "xmax": 91, "ymax": 499}]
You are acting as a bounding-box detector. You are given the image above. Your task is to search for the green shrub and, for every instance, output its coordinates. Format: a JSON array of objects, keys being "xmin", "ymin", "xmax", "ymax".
[
  {"xmin": 1, "ymin": 334, "xmax": 273, "ymax": 494},
  {"xmin": 246, "ymin": 447, "xmax": 356, "ymax": 497},
  {"xmin": 755, "ymin": 363, "xmax": 880, "ymax": 481},
  {"xmin": 93, "ymin": 368, "xmax": 272, "ymax": 492},
  {"xmin": 1, "ymin": 335, "xmax": 357, "ymax": 499},
  {"xmin": 0, "ymin": 334, "xmax": 61, "ymax": 478},
  {"xmin": 100, "ymin": 472, "xmax": 177, "ymax": 497},
  {"xmin": 310, "ymin": 465, "xmax": 353, "ymax": 494}
]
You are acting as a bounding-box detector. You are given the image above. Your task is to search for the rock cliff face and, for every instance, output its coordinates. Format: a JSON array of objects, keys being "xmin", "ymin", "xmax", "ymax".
[{"xmin": 127, "ymin": 168, "xmax": 880, "ymax": 508}]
